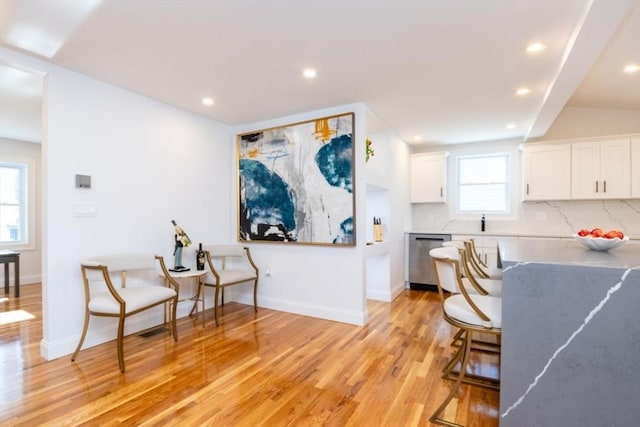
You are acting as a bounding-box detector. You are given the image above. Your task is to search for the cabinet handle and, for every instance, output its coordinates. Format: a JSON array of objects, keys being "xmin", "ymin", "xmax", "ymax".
[
  {"xmin": 440, "ymin": 187, "xmax": 443, "ymax": 197},
  {"xmin": 484, "ymin": 253, "xmax": 487, "ymax": 264},
  {"xmin": 526, "ymin": 183, "xmax": 529, "ymax": 195},
  {"xmin": 604, "ymin": 180, "xmax": 607, "ymax": 193},
  {"xmin": 595, "ymin": 180, "xmax": 599, "ymax": 193}
]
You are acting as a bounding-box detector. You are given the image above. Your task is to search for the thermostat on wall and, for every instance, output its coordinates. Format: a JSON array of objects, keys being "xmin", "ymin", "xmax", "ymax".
[{"xmin": 76, "ymin": 174, "xmax": 91, "ymax": 189}]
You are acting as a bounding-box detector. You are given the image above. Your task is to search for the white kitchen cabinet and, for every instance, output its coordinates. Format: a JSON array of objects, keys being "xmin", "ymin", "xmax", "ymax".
[
  {"xmin": 481, "ymin": 236, "xmax": 500, "ymax": 268},
  {"xmin": 522, "ymin": 143, "xmax": 571, "ymax": 201},
  {"xmin": 410, "ymin": 152, "xmax": 448, "ymax": 203},
  {"xmin": 571, "ymin": 139, "xmax": 631, "ymax": 199},
  {"xmin": 632, "ymin": 137, "xmax": 640, "ymax": 198}
]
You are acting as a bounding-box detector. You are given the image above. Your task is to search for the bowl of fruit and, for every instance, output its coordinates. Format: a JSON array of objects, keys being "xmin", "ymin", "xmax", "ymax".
[{"xmin": 573, "ymin": 228, "xmax": 629, "ymax": 251}]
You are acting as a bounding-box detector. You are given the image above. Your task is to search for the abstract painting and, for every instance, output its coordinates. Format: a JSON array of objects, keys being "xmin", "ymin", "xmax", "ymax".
[{"xmin": 237, "ymin": 112, "xmax": 355, "ymax": 245}]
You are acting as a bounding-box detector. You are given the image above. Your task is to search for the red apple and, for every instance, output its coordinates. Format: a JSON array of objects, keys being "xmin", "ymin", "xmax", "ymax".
[
  {"xmin": 605, "ymin": 230, "xmax": 624, "ymax": 239},
  {"xmin": 590, "ymin": 228, "xmax": 605, "ymax": 238},
  {"xmin": 577, "ymin": 229, "xmax": 591, "ymax": 237}
]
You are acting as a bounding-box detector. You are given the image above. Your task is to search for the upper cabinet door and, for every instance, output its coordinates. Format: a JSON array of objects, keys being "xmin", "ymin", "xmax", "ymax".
[
  {"xmin": 571, "ymin": 142, "xmax": 600, "ymax": 199},
  {"xmin": 632, "ymin": 137, "xmax": 640, "ymax": 198},
  {"xmin": 571, "ymin": 139, "xmax": 630, "ymax": 200},
  {"xmin": 522, "ymin": 144, "xmax": 571, "ymax": 201},
  {"xmin": 599, "ymin": 139, "xmax": 631, "ymax": 199},
  {"xmin": 410, "ymin": 152, "xmax": 448, "ymax": 203}
]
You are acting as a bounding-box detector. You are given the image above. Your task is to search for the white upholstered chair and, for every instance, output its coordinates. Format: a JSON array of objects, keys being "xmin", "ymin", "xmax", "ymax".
[
  {"xmin": 190, "ymin": 245, "xmax": 259, "ymax": 327},
  {"xmin": 465, "ymin": 239, "xmax": 503, "ymax": 279},
  {"xmin": 71, "ymin": 254, "xmax": 179, "ymax": 372},
  {"xmin": 442, "ymin": 240, "xmax": 502, "ymax": 297},
  {"xmin": 429, "ymin": 246, "xmax": 502, "ymax": 426}
]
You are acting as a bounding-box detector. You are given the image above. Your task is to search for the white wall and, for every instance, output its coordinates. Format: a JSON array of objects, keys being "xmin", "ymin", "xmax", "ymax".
[
  {"xmin": 388, "ymin": 133, "xmax": 411, "ymax": 295},
  {"xmin": 364, "ymin": 111, "xmax": 411, "ymax": 301},
  {"xmin": 230, "ymin": 104, "xmax": 368, "ymax": 325},
  {"xmin": 0, "ymin": 137, "xmax": 41, "ymax": 284},
  {"xmin": 539, "ymin": 107, "xmax": 640, "ymax": 141},
  {"xmin": 1, "ymin": 46, "xmax": 412, "ymax": 360},
  {"xmin": 1, "ymin": 47, "xmax": 233, "ymax": 360}
]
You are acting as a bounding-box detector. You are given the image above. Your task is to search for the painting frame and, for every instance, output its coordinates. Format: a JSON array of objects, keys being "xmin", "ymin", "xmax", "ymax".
[{"xmin": 237, "ymin": 112, "xmax": 356, "ymax": 246}]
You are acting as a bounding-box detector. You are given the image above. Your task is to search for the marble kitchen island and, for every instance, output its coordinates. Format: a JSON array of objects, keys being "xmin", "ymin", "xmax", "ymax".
[{"xmin": 498, "ymin": 238, "xmax": 640, "ymax": 427}]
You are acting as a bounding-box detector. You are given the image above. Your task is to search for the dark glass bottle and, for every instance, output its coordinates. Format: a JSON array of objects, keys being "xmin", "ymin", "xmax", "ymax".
[
  {"xmin": 196, "ymin": 243, "xmax": 205, "ymax": 270},
  {"xmin": 481, "ymin": 215, "xmax": 486, "ymax": 232}
]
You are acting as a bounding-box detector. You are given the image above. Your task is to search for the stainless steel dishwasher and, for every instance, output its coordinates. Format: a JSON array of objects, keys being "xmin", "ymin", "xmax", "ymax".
[{"xmin": 408, "ymin": 233, "xmax": 451, "ymax": 291}]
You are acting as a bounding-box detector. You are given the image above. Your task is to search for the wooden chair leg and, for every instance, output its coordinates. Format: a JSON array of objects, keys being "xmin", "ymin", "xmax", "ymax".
[
  {"xmin": 170, "ymin": 297, "xmax": 178, "ymax": 341},
  {"xmin": 430, "ymin": 330, "xmax": 473, "ymax": 426},
  {"xmin": 71, "ymin": 310, "xmax": 91, "ymax": 362},
  {"xmin": 214, "ymin": 285, "xmax": 220, "ymax": 326},
  {"xmin": 117, "ymin": 317, "xmax": 126, "ymax": 373},
  {"xmin": 253, "ymin": 280, "xmax": 258, "ymax": 312}
]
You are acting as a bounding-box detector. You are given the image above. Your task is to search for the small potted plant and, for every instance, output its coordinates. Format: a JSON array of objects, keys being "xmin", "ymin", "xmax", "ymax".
[{"xmin": 366, "ymin": 138, "xmax": 374, "ymax": 162}]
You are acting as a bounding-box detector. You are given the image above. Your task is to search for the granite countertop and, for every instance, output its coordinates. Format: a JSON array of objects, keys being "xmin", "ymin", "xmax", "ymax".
[{"xmin": 498, "ymin": 238, "xmax": 640, "ymax": 269}]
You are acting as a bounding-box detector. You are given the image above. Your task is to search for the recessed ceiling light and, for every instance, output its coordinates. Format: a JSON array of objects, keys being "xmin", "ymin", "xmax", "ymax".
[
  {"xmin": 506, "ymin": 123, "xmax": 516, "ymax": 129},
  {"xmin": 623, "ymin": 64, "xmax": 640, "ymax": 74},
  {"xmin": 303, "ymin": 68, "xmax": 317, "ymax": 78},
  {"xmin": 526, "ymin": 43, "xmax": 546, "ymax": 53},
  {"xmin": 201, "ymin": 97, "xmax": 214, "ymax": 106},
  {"xmin": 516, "ymin": 87, "xmax": 532, "ymax": 96}
]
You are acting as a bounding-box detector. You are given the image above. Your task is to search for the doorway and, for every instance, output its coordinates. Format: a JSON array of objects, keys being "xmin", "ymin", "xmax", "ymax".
[{"xmin": 0, "ymin": 62, "xmax": 44, "ymax": 340}]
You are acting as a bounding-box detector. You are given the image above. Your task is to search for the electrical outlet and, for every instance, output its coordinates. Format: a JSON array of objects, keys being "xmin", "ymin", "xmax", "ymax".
[{"xmin": 265, "ymin": 267, "xmax": 272, "ymax": 277}]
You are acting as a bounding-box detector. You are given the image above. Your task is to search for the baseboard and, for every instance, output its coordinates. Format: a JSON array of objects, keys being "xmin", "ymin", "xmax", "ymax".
[
  {"xmin": 6, "ymin": 275, "xmax": 42, "ymax": 286},
  {"xmin": 41, "ymin": 307, "xmax": 170, "ymax": 360},
  {"xmin": 232, "ymin": 292, "xmax": 366, "ymax": 326},
  {"xmin": 367, "ymin": 288, "xmax": 391, "ymax": 302},
  {"xmin": 391, "ymin": 281, "xmax": 406, "ymax": 300}
]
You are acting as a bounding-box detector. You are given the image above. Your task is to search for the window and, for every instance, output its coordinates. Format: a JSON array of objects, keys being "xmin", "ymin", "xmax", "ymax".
[
  {"xmin": 456, "ymin": 153, "xmax": 510, "ymax": 214},
  {"xmin": 0, "ymin": 162, "xmax": 28, "ymax": 245}
]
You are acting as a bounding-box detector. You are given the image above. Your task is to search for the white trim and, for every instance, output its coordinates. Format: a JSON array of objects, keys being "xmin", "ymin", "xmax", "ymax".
[
  {"xmin": 0, "ymin": 156, "xmax": 36, "ymax": 249},
  {"xmin": 455, "ymin": 152, "xmax": 511, "ymax": 215},
  {"xmin": 232, "ymin": 292, "xmax": 367, "ymax": 326},
  {"xmin": 441, "ymin": 140, "xmax": 521, "ymax": 222}
]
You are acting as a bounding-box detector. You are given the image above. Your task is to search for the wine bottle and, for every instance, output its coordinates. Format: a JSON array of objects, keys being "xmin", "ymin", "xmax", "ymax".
[{"xmin": 196, "ymin": 243, "xmax": 205, "ymax": 270}]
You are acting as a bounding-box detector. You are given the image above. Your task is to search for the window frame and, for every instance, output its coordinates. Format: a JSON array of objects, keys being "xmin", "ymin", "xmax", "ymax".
[
  {"xmin": 0, "ymin": 158, "xmax": 35, "ymax": 248},
  {"xmin": 454, "ymin": 152, "xmax": 512, "ymax": 217}
]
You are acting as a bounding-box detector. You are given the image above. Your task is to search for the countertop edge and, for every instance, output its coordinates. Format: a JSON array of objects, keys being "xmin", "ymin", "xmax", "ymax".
[{"xmin": 406, "ymin": 231, "xmax": 638, "ymax": 240}]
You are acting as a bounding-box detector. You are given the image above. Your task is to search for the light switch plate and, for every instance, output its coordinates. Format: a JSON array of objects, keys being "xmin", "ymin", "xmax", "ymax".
[
  {"xmin": 73, "ymin": 202, "xmax": 96, "ymax": 217},
  {"xmin": 76, "ymin": 174, "xmax": 91, "ymax": 189}
]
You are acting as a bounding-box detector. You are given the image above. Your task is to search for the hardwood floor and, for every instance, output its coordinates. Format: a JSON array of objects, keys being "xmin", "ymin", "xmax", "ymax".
[{"xmin": 1, "ymin": 284, "xmax": 499, "ymax": 426}]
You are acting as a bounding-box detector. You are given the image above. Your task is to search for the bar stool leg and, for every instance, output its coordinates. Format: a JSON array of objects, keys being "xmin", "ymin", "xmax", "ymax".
[{"xmin": 430, "ymin": 330, "xmax": 473, "ymax": 427}]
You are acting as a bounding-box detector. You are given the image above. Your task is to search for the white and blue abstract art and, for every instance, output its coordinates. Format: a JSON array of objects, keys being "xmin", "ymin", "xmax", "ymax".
[{"xmin": 237, "ymin": 113, "xmax": 355, "ymax": 245}]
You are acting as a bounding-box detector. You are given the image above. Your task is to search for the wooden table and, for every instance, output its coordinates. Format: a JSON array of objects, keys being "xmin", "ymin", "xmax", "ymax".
[
  {"xmin": 0, "ymin": 250, "xmax": 20, "ymax": 298},
  {"xmin": 163, "ymin": 268, "xmax": 207, "ymax": 326}
]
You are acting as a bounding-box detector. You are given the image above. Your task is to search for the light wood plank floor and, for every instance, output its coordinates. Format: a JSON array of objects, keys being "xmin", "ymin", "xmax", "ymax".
[{"xmin": 1, "ymin": 284, "xmax": 499, "ymax": 426}]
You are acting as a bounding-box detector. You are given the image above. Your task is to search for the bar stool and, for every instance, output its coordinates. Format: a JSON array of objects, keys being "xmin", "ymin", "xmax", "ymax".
[{"xmin": 429, "ymin": 246, "xmax": 502, "ymax": 426}]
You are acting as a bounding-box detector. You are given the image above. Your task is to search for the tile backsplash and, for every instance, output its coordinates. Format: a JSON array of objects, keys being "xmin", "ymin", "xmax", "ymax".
[{"xmin": 411, "ymin": 199, "xmax": 640, "ymax": 238}]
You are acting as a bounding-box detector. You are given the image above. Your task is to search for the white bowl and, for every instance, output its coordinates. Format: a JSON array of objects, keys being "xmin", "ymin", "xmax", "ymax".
[{"xmin": 572, "ymin": 234, "xmax": 629, "ymax": 251}]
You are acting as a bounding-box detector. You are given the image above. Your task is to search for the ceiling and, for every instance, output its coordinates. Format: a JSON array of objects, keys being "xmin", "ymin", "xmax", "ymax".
[{"xmin": 0, "ymin": 0, "xmax": 638, "ymax": 146}]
